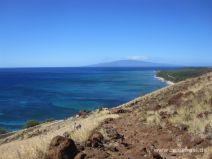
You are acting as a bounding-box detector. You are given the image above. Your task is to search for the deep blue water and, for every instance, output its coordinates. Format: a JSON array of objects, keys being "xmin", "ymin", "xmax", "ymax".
[{"xmin": 0, "ymin": 67, "xmax": 167, "ymax": 131}]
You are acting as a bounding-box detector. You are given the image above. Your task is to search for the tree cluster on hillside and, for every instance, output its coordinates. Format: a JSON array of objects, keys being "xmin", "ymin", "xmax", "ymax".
[{"xmin": 157, "ymin": 68, "xmax": 212, "ymax": 83}]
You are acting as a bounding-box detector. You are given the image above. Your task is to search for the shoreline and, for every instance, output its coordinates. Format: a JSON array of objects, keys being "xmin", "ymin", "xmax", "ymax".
[
  {"xmin": 1, "ymin": 72, "xmax": 172, "ymax": 133},
  {"xmin": 154, "ymin": 75, "xmax": 175, "ymax": 86},
  {"xmin": 1, "ymin": 72, "xmax": 211, "ymax": 159}
]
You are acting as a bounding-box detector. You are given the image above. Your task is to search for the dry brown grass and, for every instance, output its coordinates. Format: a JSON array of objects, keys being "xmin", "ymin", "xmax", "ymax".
[
  {"xmin": 200, "ymin": 147, "xmax": 212, "ymax": 159},
  {"xmin": 69, "ymin": 109, "xmax": 119, "ymax": 142},
  {"xmin": 170, "ymin": 103, "xmax": 212, "ymax": 134},
  {"xmin": 146, "ymin": 111, "xmax": 161, "ymax": 125},
  {"xmin": 0, "ymin": 109, "xmax": 119, "ymax": 159},
  {"xmin": 169, "ymin": 80, "xmax": 212, "ymax": 134},
  {"xmin": 142, "ymin": 73, "xmax": 212, "ymax": 135}
]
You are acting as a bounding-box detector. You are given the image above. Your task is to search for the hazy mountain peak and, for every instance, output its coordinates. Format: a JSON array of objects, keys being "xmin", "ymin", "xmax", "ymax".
[{"xmin": 88, "ymin": 59, "xmax": 171, "ymax": 67}]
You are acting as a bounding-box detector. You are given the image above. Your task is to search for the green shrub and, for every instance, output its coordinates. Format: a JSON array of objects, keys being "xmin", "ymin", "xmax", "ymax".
[
  {"xmin": 45, "ymin": 118, "xmax": 55, "ymax": 123},
  {"xmin": 23, "ymin": 120, "xmax": 40, "ymax": 129},
  {"xmin": 0, "ymin": 127, "xmax": 7, "ymax": 135}
]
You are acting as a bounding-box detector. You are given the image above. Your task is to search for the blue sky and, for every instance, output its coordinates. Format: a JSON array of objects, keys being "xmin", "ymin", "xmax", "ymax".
[{"xmin": 0, "ymin": 0, "xmax": 211, "ymax": 67}]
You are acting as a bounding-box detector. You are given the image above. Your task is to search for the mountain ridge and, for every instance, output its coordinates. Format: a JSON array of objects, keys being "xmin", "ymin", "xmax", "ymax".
[{"xmin": 88, "ymin": 59, "xmax": 173, "ymax": 67}]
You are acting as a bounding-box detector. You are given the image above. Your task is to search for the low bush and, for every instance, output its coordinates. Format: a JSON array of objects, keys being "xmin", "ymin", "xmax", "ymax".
[
  {"xmin": 45, "ymin": 118, "xmax": 55, "ymax": 123},
  {"xmin": 0, "ymin": 127, "xmax": 7, "ymax": 135},
  {"xmin": 23, "ymin": 120, "xmax": 40, "ymax": 129}
]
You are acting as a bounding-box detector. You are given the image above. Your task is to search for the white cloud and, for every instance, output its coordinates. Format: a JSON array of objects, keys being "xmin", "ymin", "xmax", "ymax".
[{"xmin": 127, "ymin": 55, "xmax": 148, "ymax": 61}]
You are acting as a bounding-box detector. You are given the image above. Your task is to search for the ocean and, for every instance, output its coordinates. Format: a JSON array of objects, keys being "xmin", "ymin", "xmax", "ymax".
[{"xmin": 0, "ymin": 67, "xmax": 167, "ymax": 131}]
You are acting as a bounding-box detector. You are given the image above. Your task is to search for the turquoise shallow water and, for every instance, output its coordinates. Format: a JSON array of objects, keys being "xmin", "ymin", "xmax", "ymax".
[{"xmin": 0, "ymin": 67, "xmax": 167, "ymax": 131}]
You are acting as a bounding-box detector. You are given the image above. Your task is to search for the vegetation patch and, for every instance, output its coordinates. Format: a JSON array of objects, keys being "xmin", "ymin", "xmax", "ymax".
[
  {"xmin": 157, "ymin": 68, "xmax": 212, "ymax": 83},
  {"xmin": 23, "ymin": 120, "xmax": 40, "ymax": 129},
  {"xmin": 0, "ymin": 128, "xmax": 7, "ymax": 135}
]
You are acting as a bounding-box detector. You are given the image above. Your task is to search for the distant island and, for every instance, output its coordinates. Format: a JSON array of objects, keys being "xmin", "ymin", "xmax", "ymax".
[{"xmin": 88, "ymin": 59, "xmax": 173, "ymax": 67}]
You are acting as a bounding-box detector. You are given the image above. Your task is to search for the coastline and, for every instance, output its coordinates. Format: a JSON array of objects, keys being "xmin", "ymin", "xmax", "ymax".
[
  {"xmin": 0, "ymin": 72, "xmax": 173, "ymax": 135},
  {"xmin": 1, "ymin": 72, "xmax": 212, "ymax": 159},
  {"xmin": 154, "ymin": 75, "xmax": 175, "ymax": 86},
  {"xmin": 0, "ymin": 68, "xmax": 167, "ymax": 132}
]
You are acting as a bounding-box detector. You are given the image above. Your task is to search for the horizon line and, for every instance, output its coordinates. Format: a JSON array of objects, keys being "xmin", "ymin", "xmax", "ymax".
[{"xmin": 0, "ymin": 66, "xmax": 211, "ymax": 69}]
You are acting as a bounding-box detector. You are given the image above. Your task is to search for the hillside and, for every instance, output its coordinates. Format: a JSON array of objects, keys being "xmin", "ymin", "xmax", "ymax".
[
  {"xmin": 88, "ymin": 60, "xmax": 172, "ymax": 67},
  {"xmin": 157, "ymin": 68, "xmax": 212, "ymax": 83},
  {"xmin": 0, "ymin": 72, "xmax": 212, "ymax": 159}
]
